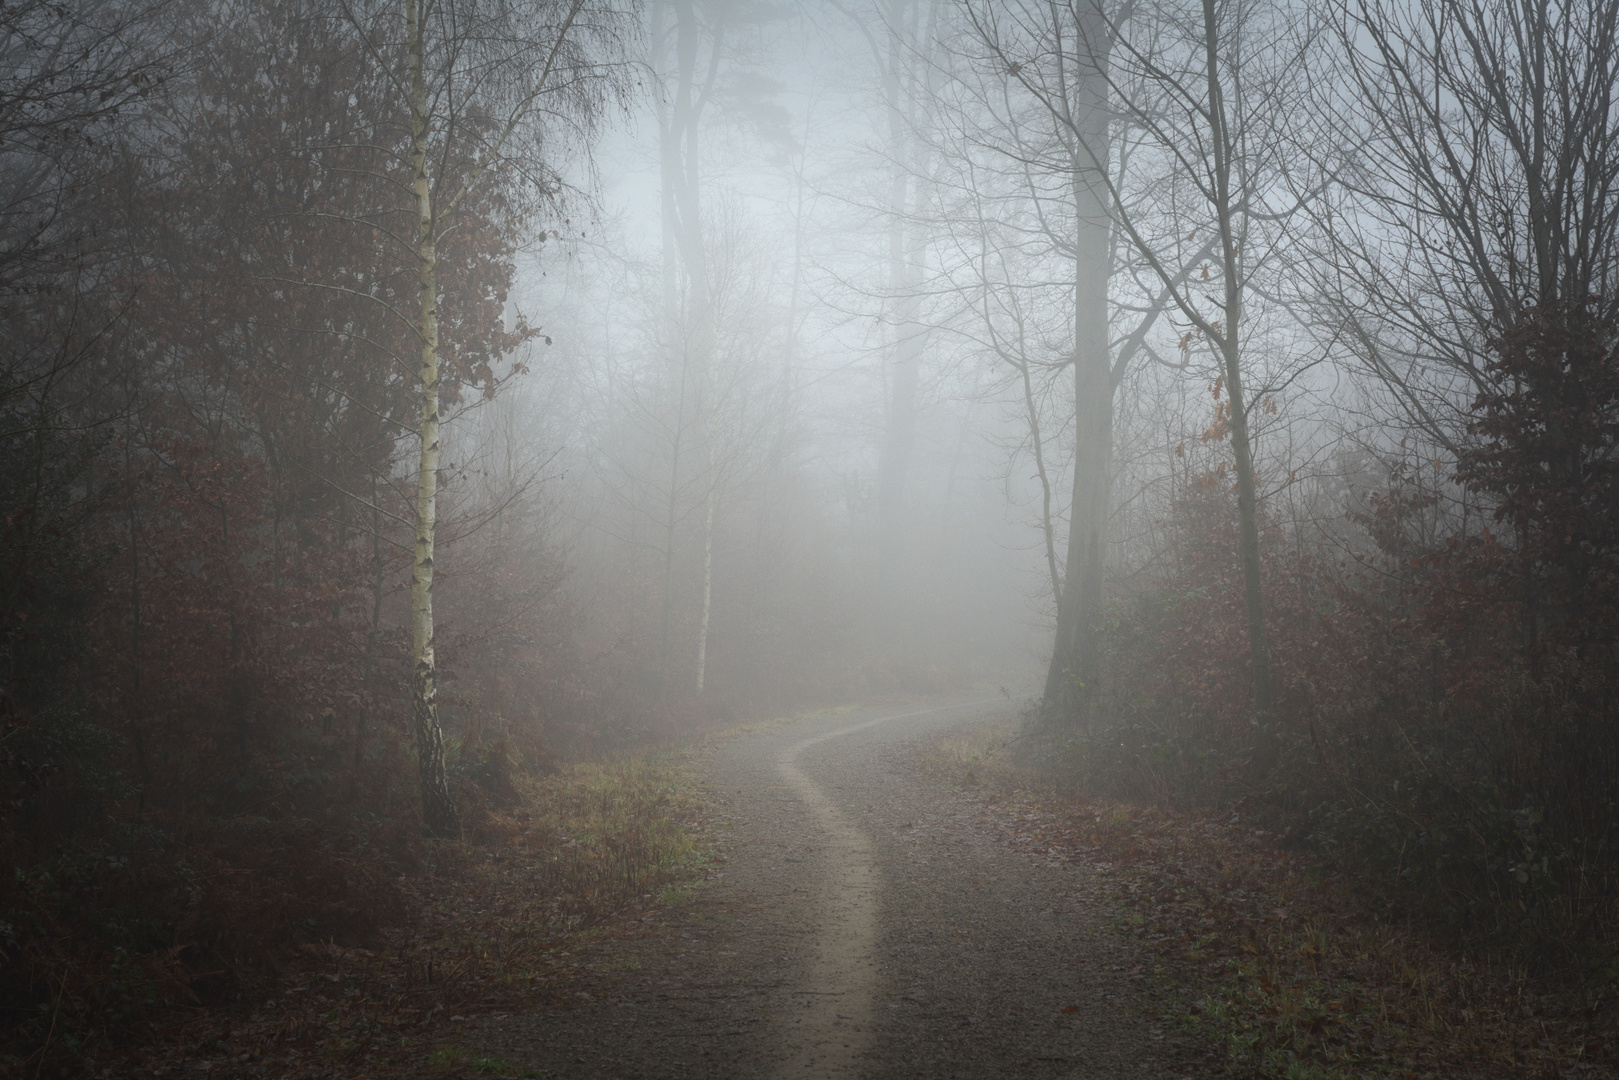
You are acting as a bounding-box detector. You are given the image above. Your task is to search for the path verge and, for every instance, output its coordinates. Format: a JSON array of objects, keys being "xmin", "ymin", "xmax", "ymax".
[
  {"xmin": 922, "ymin": 717, "xmax": 1617, "ymax": 1079},
  {"xmin": 74, "ymin": 751, "xmax": 712, "ymax": 1080}
]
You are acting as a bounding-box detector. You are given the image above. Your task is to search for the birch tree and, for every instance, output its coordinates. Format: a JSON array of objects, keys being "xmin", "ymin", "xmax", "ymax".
[
  {"xmin": 345, "ymin": 0, "xmax": 632, "ymax": 836},
  {"xmin": 655, "ymin": 0, "xmax": 722, "ymax": 692}
]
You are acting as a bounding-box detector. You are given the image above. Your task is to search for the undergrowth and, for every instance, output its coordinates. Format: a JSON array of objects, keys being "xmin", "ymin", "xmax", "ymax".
[
  {"xmin": 924, "ymin": 716, "xmax": 1614, "ymax": 1079},
  {"xmin": 0, "ymin": 749, "xmax": 709, "ymax": 1079}
]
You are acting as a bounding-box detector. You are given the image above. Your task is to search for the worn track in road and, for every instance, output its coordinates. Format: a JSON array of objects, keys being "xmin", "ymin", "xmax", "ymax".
[{"xmin": 471, "ymin": 696, "xmax": 1189, "ymax": 1079}]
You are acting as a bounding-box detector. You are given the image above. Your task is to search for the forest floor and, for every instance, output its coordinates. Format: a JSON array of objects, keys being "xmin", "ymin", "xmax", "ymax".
[
  {"xmin": 92, "ymin": 694, "xmax": 1616, "ymax": 1079},
  {"xmin": 921, "ymin": 720, "xmax": 1618, "ymax": 1080}
]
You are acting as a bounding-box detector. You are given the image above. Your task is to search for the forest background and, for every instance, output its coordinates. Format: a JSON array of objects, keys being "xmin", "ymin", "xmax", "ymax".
[{"xmin": 4, "ymin": 0, "xmax": 1619, "ymax": 1071}]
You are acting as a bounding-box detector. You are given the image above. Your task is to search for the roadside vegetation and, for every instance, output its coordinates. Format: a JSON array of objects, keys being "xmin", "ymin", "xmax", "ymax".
[
  {"xmin": 1, "ymin": 745, "xmax": 710, "ymax": 1078},
  {"xmin": 930, "ymin": 713, "xmax": 1616, "ymax": 1079}
]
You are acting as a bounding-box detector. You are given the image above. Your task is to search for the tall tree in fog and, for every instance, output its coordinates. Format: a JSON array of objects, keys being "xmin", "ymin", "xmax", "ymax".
[
  {"xmin": 653, "ymin": 0, "xmax": 723, "ymax": 691},
  {"xmin": 343, "ymin": 0, "xmax": 631, "ymax": 835},
  {"xmin": 955, "ymin": 2, "xmax": 1115, "ymax": 724},
  {"xmin": 1096, "ymin": 0, "xmax": 1321, "ymax": 750},
  {"xmin": 874, "ymin": 0, "xmax": 936, "ymax": 555},
  {"xmin": 831, "ymin": 0, "xmax": 940, "ymax": 559},
  {"xmin": 1320, "ymin": 0, "xmax": 1619, "ymax": 450}
]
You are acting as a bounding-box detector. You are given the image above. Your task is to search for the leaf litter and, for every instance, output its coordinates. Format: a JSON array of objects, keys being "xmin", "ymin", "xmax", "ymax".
[{"xmin": 922, "ymin": 720, "xmax": 1617, "ymax": 1079}]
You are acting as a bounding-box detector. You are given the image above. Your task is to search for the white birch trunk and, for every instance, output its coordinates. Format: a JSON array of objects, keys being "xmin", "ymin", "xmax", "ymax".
[
  {"xmin": 695, "ymin": 449, "xmax": 716, "ymax": 693},
  {"xmin": 408, "ymin": 0, "xmax": 458, "ymax": 838}
]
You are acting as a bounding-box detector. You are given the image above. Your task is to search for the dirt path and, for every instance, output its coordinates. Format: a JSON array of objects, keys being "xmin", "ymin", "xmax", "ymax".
[{"xmin": 469, "ymin": 696, "xmax": 1193, "ymax": 1079}]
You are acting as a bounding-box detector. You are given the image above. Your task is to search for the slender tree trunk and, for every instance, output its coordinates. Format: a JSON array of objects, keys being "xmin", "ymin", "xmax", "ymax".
[
  {"xmin": 660, "ymin": 0, "xmax": 718, "ymax": 691},
  {"xmin": 1221, "ymin": 349, "xmax": 1272, "ymax": 704},
  {"xmin": 1202, "ymin": 0, "xmax": 1273, "ymax": 761},
  {"xmin": 1221, "ymin": 339, "xmax": 1274, "ymax": 715},
  {"xmin": 654, "ymin": 0, "xmax": 679, "ymax": 319},
  {"xmin": 1018, "ymin": 355, "xmax": 1062, "ymax": 604},
  {"xmin": 876, "ymin": 0, "xmax": 922, "ymax": 551},
  {"xmin": 692, "ymin": 353, "xmax": 717, "ymax": 692},
  {"xmin": 408, "ymin": 0, "xmax": 458, "ymax": 838},
  {"xmin": 659, "ymin": 359, "xmax": 688, "ymax": 679},
  {"xmin": 355, "ymin": 475, "xmax": 385, "ymax": 799},
  {"xmin": 124, "ymin": 425, "xmax": 149, "ymax": 819},
  {"xmin": 695, "ymin": 445, "xmax": 716, "ymax": 693}
]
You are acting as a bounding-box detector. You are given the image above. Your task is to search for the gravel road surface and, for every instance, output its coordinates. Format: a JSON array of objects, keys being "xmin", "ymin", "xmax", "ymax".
[{"xmin": 469, "ymin": 695, "xmax": 1193, "ymax": 1079}]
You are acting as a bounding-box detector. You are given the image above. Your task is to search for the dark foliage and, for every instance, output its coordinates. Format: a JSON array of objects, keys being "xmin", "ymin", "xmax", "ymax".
[
  {"xmin": 0, "ymin": 2, "xmax": 577, "ymax": 1072},
  {"xmin": 1076, "ymin": 307, "xmax": 1619, "ymax": 968}
]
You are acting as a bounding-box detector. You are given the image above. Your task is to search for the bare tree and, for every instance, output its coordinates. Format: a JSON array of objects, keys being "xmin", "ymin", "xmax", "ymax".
[
  {"xmin": 654, "ymin": 0, "xmax": 722, "ymax": 690},
  {"xmin": 0, "ymin": 0, "xmax": 164, "ymax": 296},
  {"xmin": 1080, "ymin": 0, "xmax": 1322, "ymax": 747},
  {"xmin": 1317, "ymin": 0, "xmax": 1619, "ymax": 451},
  {"xmin": 947, "ymin": 1, "xmax": 1223, "ymax": 724},
  {"xmin": 948, "ymin": 1, "xmax": 1113, "ymax": 724}
]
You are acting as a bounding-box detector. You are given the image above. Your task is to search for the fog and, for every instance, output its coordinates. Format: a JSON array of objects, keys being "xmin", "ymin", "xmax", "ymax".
[
  {"xmin": 6, "ymin": 3, "xmax": 1619, "ymax": 1058},
  {"xmin": 8, "ymin": 0, "xmax": 1619, "ymax": 779},
  {"xmin": 6, "ymin": 0, "xmax": 1617, "ymax": 793},
  {"xmin": 481, "ymin": 5, "xmax": 1076, "ymax": 727},
  {"xmin": 459, "ymin": 0, "xmax": 1355, "ymax": 735}
]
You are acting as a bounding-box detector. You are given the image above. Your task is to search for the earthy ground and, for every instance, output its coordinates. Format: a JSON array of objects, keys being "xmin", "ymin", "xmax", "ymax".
[
  {"xmin": 466, "ymin": 694, "xmax": 1205, "ymax": 1079},
  {"xmin": 98, "ymin": 693, "xmax": 1608, "ymax": 1078}
]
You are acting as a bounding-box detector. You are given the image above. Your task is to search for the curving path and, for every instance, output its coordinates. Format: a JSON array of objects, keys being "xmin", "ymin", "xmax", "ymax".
[{"xmin": 470, "ymin": 695, "xmax": 1190, "ymax": 1079}]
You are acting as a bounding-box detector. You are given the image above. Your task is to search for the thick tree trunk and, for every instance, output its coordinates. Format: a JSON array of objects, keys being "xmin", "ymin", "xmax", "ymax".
[
  {"xmin": 660, "ymin": 0, "xmax": 718, "ymax": 692},
  {"xmin": 1042, "ymin": 3, "xmax": 1112, "ymax": 726},
  {"xmin": 1041, "ymin": 233, "xmax": 1111, "ymax": 723},
  {"xmin": 408, "ymin": 0, "xmax": 458, "ymax": 839}
]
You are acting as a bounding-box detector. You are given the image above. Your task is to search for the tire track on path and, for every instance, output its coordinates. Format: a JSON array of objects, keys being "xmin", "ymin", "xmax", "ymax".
[{"xmin": 771, "ymin": 702, "xmax": 998, "ymax": 1079}]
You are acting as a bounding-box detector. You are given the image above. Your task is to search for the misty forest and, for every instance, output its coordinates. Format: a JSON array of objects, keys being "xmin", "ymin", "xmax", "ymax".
[{"xmin": 5, "ymin": 0, "xmax": 1619, "ymax": 1076}]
